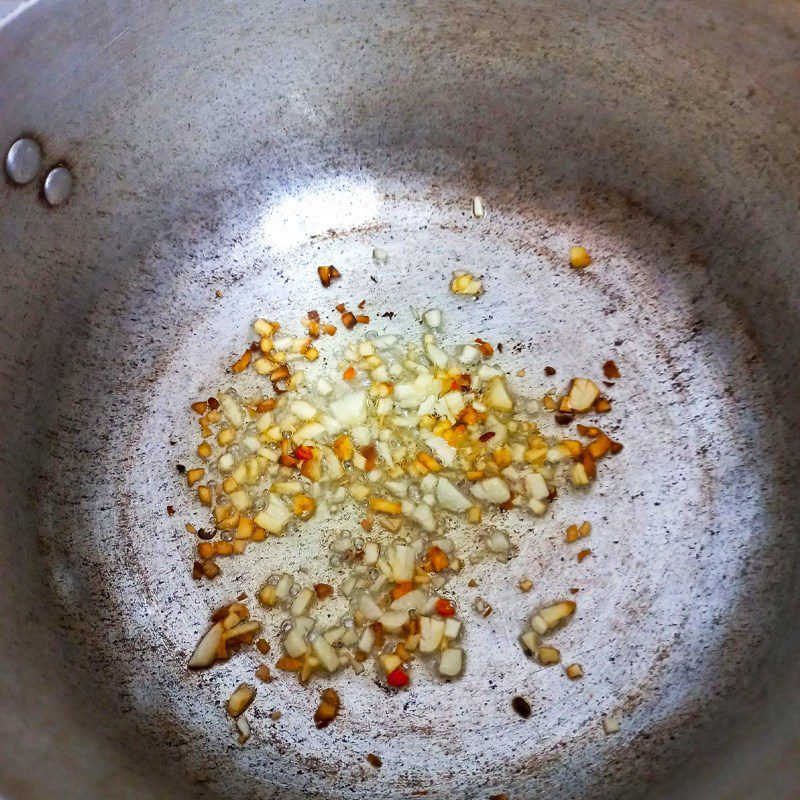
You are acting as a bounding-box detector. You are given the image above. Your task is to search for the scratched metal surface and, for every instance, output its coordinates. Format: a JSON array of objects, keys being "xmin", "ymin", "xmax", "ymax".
[{"xmin": 0, "ymin": 2, "xmax": 798, "ymax": 800}]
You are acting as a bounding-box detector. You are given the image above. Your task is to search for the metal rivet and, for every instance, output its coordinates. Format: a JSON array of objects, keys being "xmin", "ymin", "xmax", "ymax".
[
  {"xmin": 43, "ymin": 165, "xmax": 74, "ymax": 206},
  {"xmin": 5, "ymin": 137, "xmax": 42, "ymax": 185}
]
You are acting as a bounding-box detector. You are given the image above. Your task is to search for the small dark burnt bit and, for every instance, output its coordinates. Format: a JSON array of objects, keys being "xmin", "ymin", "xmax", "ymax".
[
  {"xmin": 511, "ymin": 695, "xmax": 532, "ymax": 719},
  {"xmin": 554, "ymin": 412, "xmax": 574, "ymax": 425},
  {"xmin": 191, "ymin": 561, "xmax": 204, "ymax": 581},
  {"xmin": 197, "ymin": 528, "xmax": 214, "ymax": 540},
  {"xmin": 207, "ymin": 397, "xmax": 220, "ymax": 410},
  {"xmin": 176, "ymin": 463, "xmax": 186, "ymax": 474},
  {"xmin": 544, "ymin": 366, "xmax": 556, "ymax": 376},
  {"xmin": 497, "ymin": 343, "xmax": 504, "ymax": 353},
  {"xmin": 366, "ymin": 753, "xmax": 382, "ymax": 768},
  {"xmin": 166, "ymin": 505, "xmax": 175, "ymax": 516},
  {"xmin": 602, "ymin": 359, "xmax": 620, "ymax": 380}
]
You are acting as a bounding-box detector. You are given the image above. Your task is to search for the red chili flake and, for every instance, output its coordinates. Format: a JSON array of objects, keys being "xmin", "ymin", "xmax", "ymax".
[
  {"xmin": 387, "ymin": 668, "xmax": 410, "ymax": 688},
  {"xmin": 435, "ymin": 598, "xmax": 456, "ymax": 617},
  {"xmin": 544, "ymin": 366, "xmax": 556, "ymax": 377},
  {"xmin": 207, "ymin": 397, "xmax": 220, "ymax": 410},
  {"xmin": 450, "ymin": 380, "xmax": 460, "ymax": 391},
  {"xmin": 474, "ymin": 338, "xmax": 494, "ymax": 357},
  {"xmin": 294, "ymin": 445, "xmax": 314, "ymax": 461},
  {"xmin": 479, "ymin": 431, "xmax": 496, "ymax": 442},
  {"xmin": 166, "ymin": 505, "xmax": 175, "ymax": 516}
]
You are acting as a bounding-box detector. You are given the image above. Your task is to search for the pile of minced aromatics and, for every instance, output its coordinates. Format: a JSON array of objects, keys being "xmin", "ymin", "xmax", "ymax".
[{"xmin": 180, "ymin": 277, "xmax": 622, "ymax": 738}]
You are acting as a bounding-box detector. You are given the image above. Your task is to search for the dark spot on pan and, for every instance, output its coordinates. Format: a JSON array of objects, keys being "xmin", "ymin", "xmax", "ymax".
[{"xmin": 511, "ymin": 696, "xmax": 532, "ymax": 718}]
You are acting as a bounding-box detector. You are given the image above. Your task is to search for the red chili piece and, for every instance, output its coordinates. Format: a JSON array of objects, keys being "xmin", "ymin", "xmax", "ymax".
[
  {"xmin": 294, "ymin": 445, "xmax": 314, "ymax": 461},
  {"xmin": 479, "ymin": 431, "xmax": 496, "ymax": 442},
  {"xmin": 435, "ymin": 598, "xmax": 456, "ymax": 617},
  {"xmin": 387, "ymin": 668, "xmax": 410, "ymax": 688}
]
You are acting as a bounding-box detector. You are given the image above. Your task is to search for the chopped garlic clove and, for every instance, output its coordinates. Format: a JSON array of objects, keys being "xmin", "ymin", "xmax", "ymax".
[
  {"xmin": 436, "ymin": 477, "xmax": 472, "ymax": 512},
  {"xmin": 188, "ymin": 621, "xmax": 224, "ymax": 669},
  {"xmin": 378, "ymin": 610, "xmax": 410, "ymax": 633},
  {"xmin": 438, "ymin": 647, "xmax": 464, "ymax": 677},
  {"xmin": 483, "ymin": 376, "xmax": 514, "ymax": 412},
  {"xmin": 422, "ymin": 308, "xmax": 443, "ymax": 329},
  {"xmin": 254, "ymin": 498, "xmax": 292, "ymax": 534},
  {"xmin": 388, "ymin": 544, "xmax": 415, "ymax": 581},
  {"xmin": 235, "ymin": 715, "xmax": 251, "ymax": 744},
  {"xmin": 450, "ymin": 271, "xmax": 484, "ymax": 296},
  {"xmin": 227, "ymin": 683, "xmax": 256, "ymax": 717},
  {"xmin": 443, "ymin": 618, "xmax": 461, "ymax": 639},
  {"xmin": 419, "ymin": 616, "xmax": 446, "ymax": 653},
  {"xmin": 312, "ymin": 635, "xmax": 341, "ymax": 672},
  {"xmin": 330, "ymin": 391, "xmax": 367, "ymax": 426},
  {"xmin": 290, "ymin": 588, "xmax": 315, "ymax": 617},
  {"xmin": 477, "ymin": 476, "xmax": 511, "ymax": 505},
  {"xmin": 602, "ymin": 716, "xmax": 621, "ymax": 734},
  {"xmin": 538, "ymin": 600, "xmax": 576, "ymax": 629},
  {"xmin": 538, "ymin": 646, "xmax": 561, "ymax": 665},
  {"xmin": 520, "ymin": 629, "xmax": 539, "ymax": 654},
  {"xmin": 378, "ymin": 652, "xmax": 402, "ymax": 675},
  {"xmin": 390, "ymin": 588, "xmax": 428, "ymax": 612},
  {"xmin": 566, "ymin": 378, "xmax": 600, "ymax": 413},
  {"xmin": 569, "ymin": 246, "xmax": 592, "ymax": 269}
]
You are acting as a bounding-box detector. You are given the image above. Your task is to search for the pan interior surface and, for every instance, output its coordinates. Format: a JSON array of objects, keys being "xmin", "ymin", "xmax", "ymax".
[{"xmin": 0, "ymin": 2, "xmax": 798, "ymax": 800}]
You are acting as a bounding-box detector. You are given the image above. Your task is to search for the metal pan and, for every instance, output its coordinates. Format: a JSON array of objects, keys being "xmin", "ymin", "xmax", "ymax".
[{"xmin": 0, "ymin": 1, "xmax": 798, "ymax": 798}]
